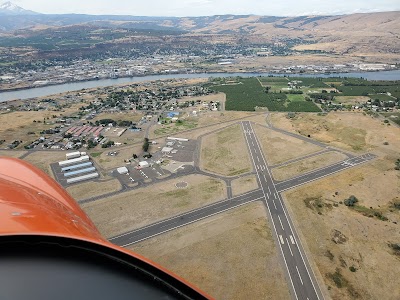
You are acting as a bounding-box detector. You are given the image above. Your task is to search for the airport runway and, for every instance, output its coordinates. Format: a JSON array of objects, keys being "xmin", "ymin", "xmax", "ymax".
[
  {"xmin": 110, "ymin": 188, "xmax": 264, "ymax": 247},
  {"xmin": 241, "ymin": 120, "xmax": 323, "ymax": 300},
  {"xmin": 275, "ymin": 153, "xmax": 376, "ymax": 192},
  {"xmin": 108, "ymin": 119, "xmax": 377, "ymax": 299}
]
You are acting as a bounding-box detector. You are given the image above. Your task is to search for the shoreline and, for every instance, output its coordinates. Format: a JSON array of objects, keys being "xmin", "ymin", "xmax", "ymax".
[
  {"xmin": 1, "ymin": 69, "xmax": 398, "ymax": 93},
  {"xmin": 1, "ymin": 69, "xmax": 399, "ymax": 103}
]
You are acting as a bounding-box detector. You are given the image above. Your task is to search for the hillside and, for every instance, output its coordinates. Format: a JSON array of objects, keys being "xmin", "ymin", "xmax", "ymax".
[{"xmin": 0, "ymin": 11, "xmax": 398, "ymax": 57}]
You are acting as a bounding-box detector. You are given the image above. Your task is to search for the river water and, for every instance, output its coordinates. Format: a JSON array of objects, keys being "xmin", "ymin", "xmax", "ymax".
[{"xmin": 1, "ymin": 70, "xmax": 399, "ymax": 102}]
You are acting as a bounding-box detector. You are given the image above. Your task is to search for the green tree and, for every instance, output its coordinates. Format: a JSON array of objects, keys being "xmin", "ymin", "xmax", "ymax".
[{"xmin": 142, "ymin": 138, "xmax": 150, "ymax": 152}]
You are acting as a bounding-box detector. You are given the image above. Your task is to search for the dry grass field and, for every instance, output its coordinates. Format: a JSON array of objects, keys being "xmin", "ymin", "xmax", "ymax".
[
  {"xmin": 91, "ymin": 145, "xmax": 142, "ymax": 170},
  {"xmin": 283, "ymin": 155, "xmax": 400, "ymax": 300},
  {"xmin": 231, "ymin": 175, "xmax": 258, "ymax": 196},
  {"xmin": 66, "ymin": 179, "xmax": 122, "ymax": 201},
  {"xmin": 271, "ymin": 151, "xmax": 348, "ymax": 181},
  {"xmin": 0, "ymin": 104, "xmax": 84, "ymax": 148},
  {"xmin": 81, "ymin": 174, "xmax": 226, "ymax": 238},
  {"xmin": 333, "ymin": 96, "xmax": 371, "ymax": 105},
  {"xmin": 91, "ymin": 112, "xmax": 143, "ymax": 124},
  {"xmin": 130, "ymin": 202, "xmax": 291, "ymax": 300},
  {"xmin": 23, "ymin": 151, "xmax": 66, "ymax": 177},
  {"xmin": 177, "ymin": 92, "xmax": 226, "ymax": 108},
  {"xmin": 201, "ymin": 124, "xmax": 251, "ymax": 176},
  {"xmin": 253, "ymin": 124, "xmax": 322, "ymax": 165},
  {"xmin": 270, "ymin": 112, "xmax": 400, "ymax": 154},
  {"xmin": 149, "ymin": 111, "xmax": 255, "ymax": 139},
  {"xmin": 0, "ymin": 150, "xmax": 27, "ymax": 158},
  {"xmin": 196, "ymin": 111, "xmax": 255, "ymax": 127}
]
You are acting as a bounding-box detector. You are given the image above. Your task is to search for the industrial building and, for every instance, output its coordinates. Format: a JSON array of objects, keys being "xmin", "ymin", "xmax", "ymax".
[
  {"xmin": 54, "ymin": 155, "xmax": 100, "ymax": 185},
  {"xmin": 167, "ymin": 137, "xmax": 189, "ymax": 142},
  {"xmin": 138, "ymin": 161, "xmax": 149, "ymax": 168},
  {"xmin": 64, "ymin": 167, "xmax": 96, "ymax": 177},
  {"xmin": 66, "ymin": 151, "xmax": 81, "ymax": 160},
  {"xmin": 117, "ymin": 167, "xmax": 129, "ymax": 175},
  {"xmin": 61, "ymin": 162, "xmax": 93, "ymax": 172},
  {"xmin": 59, "ymin": 155, "xmax": 89, "ymax": 167},
  {"xmin": 66, "ymin": 173, "xmax": 99, "ymax": 184},
  {"xmin": 162, "ymin": 147, "xmax": 173, "ymax": 154}
]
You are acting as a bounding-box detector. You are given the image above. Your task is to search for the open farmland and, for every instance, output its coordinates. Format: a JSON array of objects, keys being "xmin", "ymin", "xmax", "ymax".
[
  {"xmin": 130, "ymin": 202, "xmax": 291, "ymax": 300},
  {"xmin": 209, "ymin": 77, "xmax": 321, "ymax": 112}
]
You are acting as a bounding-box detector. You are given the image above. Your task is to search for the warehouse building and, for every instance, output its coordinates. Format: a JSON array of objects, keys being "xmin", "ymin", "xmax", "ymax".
[
  {"xmin": 64, "ymin": 167, "xmax": 96, "ymax": 177},
  {"xmin": 59, "ymin": 155, "xmax": 89, "ymax": 167},
  {"xmin": 61, "ymin": 162, "xmax": 93, "ymax": 172},
  {"xmin": 117, "ymin": 167, "xmax": 129, "ymax": 175},
  {"xmin": 66, "ymin": 173, "xmax": 99, "ymax": 184}
]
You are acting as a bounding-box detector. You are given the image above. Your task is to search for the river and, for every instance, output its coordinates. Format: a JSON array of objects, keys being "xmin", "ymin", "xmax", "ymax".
[{"xmin": 1, "ymin": 70, "xmax": 399, "ymax": 103}]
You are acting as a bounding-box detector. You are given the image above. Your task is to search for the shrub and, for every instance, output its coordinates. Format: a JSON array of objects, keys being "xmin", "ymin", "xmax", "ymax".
[{"xmin": 344, "ymin": 195, "xmax": 358, "ymax": 206}]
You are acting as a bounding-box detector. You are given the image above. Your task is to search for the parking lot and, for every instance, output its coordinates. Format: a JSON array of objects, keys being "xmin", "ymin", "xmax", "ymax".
[
  {"xmin": 113, "ymin": 163, "xmax": 171, "ymax": 187},
  {"xmin": 160, "ymin": 139, "xmax": 198, "ymax": 163}
]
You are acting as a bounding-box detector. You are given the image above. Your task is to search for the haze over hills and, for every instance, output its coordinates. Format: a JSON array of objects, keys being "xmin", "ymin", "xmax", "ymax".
[
  {"xmin": 0, "ymin": 1, "xmax": 398, "ymax": 75},
  {"xmin": 1, "ymin": 10, "xmax": 398, "ymax": 56}
]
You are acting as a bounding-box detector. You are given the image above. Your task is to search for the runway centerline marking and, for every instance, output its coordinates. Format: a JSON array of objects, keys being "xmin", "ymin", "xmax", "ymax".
[
  {"xmin": 278, "ymin": 215, "xmax": 285, "ymax": 230},
  {"xmin": 272, "ymin": 199, "xmax": 277, "ymax": 210},
  {"xmin": 286, "ymin": 238, "xmax": 294, "ymax": 256},
  {"xmin": 296, "ymin": 266, "xmax": 304, "ymax": 285}
]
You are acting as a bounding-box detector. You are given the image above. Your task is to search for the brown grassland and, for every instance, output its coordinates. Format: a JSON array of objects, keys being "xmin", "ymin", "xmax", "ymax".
[
  {"xmin": 201, "ymin": 124, "xmax": 251, "ymax": 176},
  {"xmin": 130, "ymin": 202, "xmax": 291, "ymax": 300},
  {"xmin": 81, "ymin": 174, "xmax": 226, "ymax": 238}
]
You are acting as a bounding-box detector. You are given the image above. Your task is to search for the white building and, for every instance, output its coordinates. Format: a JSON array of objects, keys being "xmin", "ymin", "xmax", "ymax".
[{"xmin": 117, "ymin": 167, "xmax": 129, "ymax": 175}]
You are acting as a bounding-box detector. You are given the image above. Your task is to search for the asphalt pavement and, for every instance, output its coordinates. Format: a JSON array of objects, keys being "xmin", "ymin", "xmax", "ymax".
[
  {"xmin": 242, "ymin": 120, "xmax": 323, "ymax": 300},
  {"xmin": 107, "ymin": 118, "xmax": 377, "ymax": 300},
  {"xmin": 110, "ymin": 188, "xmax": 264, "ymax": 247},
  {"xmin": 275, "ymin": 153, "xmax": 376, "ymax": 192}
]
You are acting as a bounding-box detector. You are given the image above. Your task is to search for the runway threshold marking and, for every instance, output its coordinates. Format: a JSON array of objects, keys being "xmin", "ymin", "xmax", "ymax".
[{"xmin": 296, "ymin": 266, "xmax": 304, "ymax": 285}]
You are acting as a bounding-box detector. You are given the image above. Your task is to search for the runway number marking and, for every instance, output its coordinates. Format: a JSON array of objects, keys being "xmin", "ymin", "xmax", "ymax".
[{"xmin": 279, "ymin": 235, "xmax": 285, "ymax": 244}]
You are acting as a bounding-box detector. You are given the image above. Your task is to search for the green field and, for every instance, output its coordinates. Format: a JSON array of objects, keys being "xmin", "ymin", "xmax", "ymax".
[
  {"xmin": 287, "ymin": 94, "xmax": 305, "ymax": 102},
  {"xmin": 210, "ymin": 78, "xmax": 321, "ymax": 112},
  {"xmin": 208, "ymin": 76, "xmax": 399, "ymax": 112}
]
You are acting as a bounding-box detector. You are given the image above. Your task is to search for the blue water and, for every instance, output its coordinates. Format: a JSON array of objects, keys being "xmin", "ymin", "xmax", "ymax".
[{"xmin": 1, "ymin": 70, "xmax": 399, "ymax": 102}]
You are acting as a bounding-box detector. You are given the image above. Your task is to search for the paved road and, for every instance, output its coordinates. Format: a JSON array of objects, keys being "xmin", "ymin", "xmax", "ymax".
[
  {"xmin": 242, "ymin": 120, "xmax": 323, "ymax": 300},
  {"xmin": 275, "ymin": 153, "xmax": 376, "ymax": 192},
  {"xmin": 109, "ymin": 188, "xmax": 264, "ymax": 247}
]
